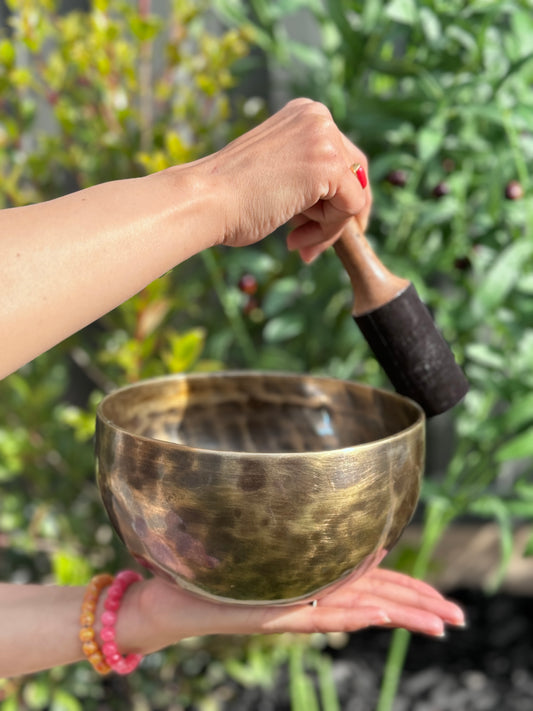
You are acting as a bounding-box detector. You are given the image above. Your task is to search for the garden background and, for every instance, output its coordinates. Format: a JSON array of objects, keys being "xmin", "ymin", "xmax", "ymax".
[{"xmin": 1, "ymin": 0, "xmax": 533, "ymax": 709}]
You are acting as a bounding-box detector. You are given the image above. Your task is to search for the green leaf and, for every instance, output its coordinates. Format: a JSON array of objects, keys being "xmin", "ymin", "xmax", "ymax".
[
  {"xmin": 0, "ymin": 39, "xmax": 16, "ymax": 67},
  {"xmin": 417, "ymin": 113, "xmax": 447, "ymax": 162},
  {"xmin": 289, "ymin": 41, "xmax": 325, "ymax": 69},
  {"xmin": 263, "ymin": 314, "xmax": 304, "ymax": 343},
  {"xmin": 0, "ymin": 427, "xmax": 30, "ymax": 481},
  {"xmin": 498, "ymin": 394, "xmax": 533, "ymax": 431},
  {"xmin": 212, "ymin": 0, "xmax": 250, "ymax": 26},
  {"xmin": 517, "ymin": 272, "xmax": 533, "ymax": 295},
  {"xmin": 22, "ymin": 679, "xmax": 51, "ymax": 710},
  {"xmin": 465, "ymin": 343, "xmax": 504, "ymax": 370},
  {"xmin": 496, "ymin": 427, "xmax": 533, "ymax": 462},
  {"xmin": 473, "ymin": 240, "xmax": 533, "ymax": 315},
  {"xmin": 163, "ymin": 329, "xmax": 206, "ymax": 373},
  {"xmin": 385, "ymin": 0, "xmax": 417, "ymax": 25},
  {"xmin": 0, "ymin": 696, "xmax": 19, "ymax": 711},
  {"xmin": 361, "ymin": 0, "xmax": 384, "ymax": 32},
  {"xmin": 128, "ymin": 15, "xmax": 163, "ymax": 42},
  {"xmin": 447, "ymin": 24, "xmax": 477, "ymax": 54},
  {"xmin": 515, "ymin": 478, "xmax": 533, "ymax": 502},
  {"xmin": 419, "ymin": 8, "xmax": 441, "ymax": 44},
  {"xmin": 52, "ymin": 551, "xmax": 92, "ymax": 586},
  {"xmin": 50, "ymin": 690, "xmax": 83, "ymax": 711},
  {"xmin": 262, "ymin": 277, "xmax": 300, "ymax": 317}
]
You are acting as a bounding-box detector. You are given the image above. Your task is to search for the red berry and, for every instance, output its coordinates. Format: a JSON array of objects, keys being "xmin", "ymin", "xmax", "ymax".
[
  {"xmin": 432, "ymin": 182, "xmax": 450, "ymax": 198},
  {"xmin": 454, "ymin": 256, "xmax": 472, "ymax": 272},
  {"xmin": 505, "ymin": 180, "xmax": 524, "ymax": 200},
  {"xmin": 386, "ymin": 169, "xmax": 407, "ymax": 187},
  {"xmin": 238, "ymin": 274, "xmax": 258, "ymax": 295}
]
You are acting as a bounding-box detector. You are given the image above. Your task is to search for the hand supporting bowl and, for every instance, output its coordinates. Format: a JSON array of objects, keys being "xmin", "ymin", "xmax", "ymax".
[{"xmin": 95, "ymin": 371, "xmax": 425, "ymax": 605}]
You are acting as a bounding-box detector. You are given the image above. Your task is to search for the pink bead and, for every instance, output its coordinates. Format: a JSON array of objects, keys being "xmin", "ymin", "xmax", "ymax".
[
  {"xmin": 116, "ymin": 570, "xmax": 142, "ymax": 586},
  {"xmin": 101, "ymin": 610, "xmax": 117, "ymax": 626},
  {"xmin": 100, "ymin": 626, "xmax": 115, "ymax": 642},
  {"xmin": 104, "ymin": 596, "xmax": 121, "ymax": 611},
  {"xmin": 113, "ymin": 659, "xmax": 128, "ymax": 675},
  {"xmin": 121, "ymin": 655, "xmax": 142, "ymax": 674},
  {"xmin": 107, "ymin": 585, "xmax": 123, "ymax": 599},
  {"xmin": 107, "ymin": 652, "xmax": 122, "ymax": 665},
  {"xmin": 102, "ymin": 641, "xmax": 119, "ymax": 656}
]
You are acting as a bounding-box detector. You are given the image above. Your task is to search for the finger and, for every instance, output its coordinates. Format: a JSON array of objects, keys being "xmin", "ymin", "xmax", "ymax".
[
  {"xmin": 294, "ymin": 232, "xmax": 342, "ymax": 264},
  {"xmin": 378, "ymin": 603, "xmax": 446, "ymax": 637},
  {"xmin": 365, "ymin": 568, "xmax": 446, "ymax": 601},
  {"xmin": 340, "ymin": 134, "xmax": 373, "ymax": 231},
  {"xmin": 286, "ymin": 218, "xmax": 343, "ymax": 253},
  {"xmin": 327, "ymin": 581, "xmax": 464, "ymax": 628},
  {"xmin": 321, "ymin": 570, "xmax": 465, "ymax": 627}
]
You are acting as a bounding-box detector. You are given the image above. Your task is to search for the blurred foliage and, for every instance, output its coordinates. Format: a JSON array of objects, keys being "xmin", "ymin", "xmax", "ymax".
[
  {"xmin": 2, "ymin": 0, "xmax": 533, "ymax": 709},
  {"xmin": 214, "ymin": 0, "xmax": 533, "ymax": 708}
]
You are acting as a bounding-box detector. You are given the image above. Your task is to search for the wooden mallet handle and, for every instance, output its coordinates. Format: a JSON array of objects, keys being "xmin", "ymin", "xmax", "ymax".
[{"xmin": 333, "ymin": 219, "xmax": 409, "ymax": 315}]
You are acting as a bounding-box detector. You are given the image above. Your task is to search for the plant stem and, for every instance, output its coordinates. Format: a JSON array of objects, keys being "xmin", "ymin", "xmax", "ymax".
[
  {"xmin": 315, "ymin": 651, "xmax": 341, "ymax": 711},
  {"xmin": 201, "ymin": 250, "xmax": 258, "ymax": 365},
  {"xmin": 376, "ymin": 498, "xmax": 451, "ymax": 711},
  {"xmin": 375, "ymin": 628, "xmax": 411, "ymax": 711}
]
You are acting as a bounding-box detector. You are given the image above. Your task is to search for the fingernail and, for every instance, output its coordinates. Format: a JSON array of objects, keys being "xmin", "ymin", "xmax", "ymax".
[
  {"xmin": 302, "ymin": 250, "xmax": 319, "ymax": 265},
  {"xmin": 351, "ymin": 163, "xmax": 368, "ymax": 189},
  {"xmin": 450, "ymin": 606, "xmax": 466, "ymax": 627}
]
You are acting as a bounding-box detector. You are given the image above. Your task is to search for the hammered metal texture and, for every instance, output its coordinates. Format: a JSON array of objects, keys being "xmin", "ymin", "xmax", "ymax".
[{"xmin": 96, "ymin": 371, "xmax": 425, "ymax": 605}]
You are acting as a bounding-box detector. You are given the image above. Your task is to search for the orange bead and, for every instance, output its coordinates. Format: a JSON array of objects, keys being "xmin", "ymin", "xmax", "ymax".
[
  {"xmin": 88, "ymin": 651, "xmax": 104, "ymax": 666},
  {"xmin": 94, "ymin": 661, "xmax": 112, "ymax": 675},
  {"xmin": 79, "ymin": 627, "xmax": 95, "ymax": 642},
  {"xmin": 82, "ymin": 640, "xmax": 98, "ymax": 656},
  {"xmin": 80, "ymin": 611, "xmax": 95, "ymax": 626}
]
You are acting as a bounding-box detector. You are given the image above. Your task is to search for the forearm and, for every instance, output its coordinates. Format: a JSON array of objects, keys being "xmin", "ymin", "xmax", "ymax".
[
  {"xmin": 1, "ymin": 161, "xmax": 222, "ymax": 379},
  {"xmin": 0, "ymin": 583, "xmax": 87, "ymax": 677}
]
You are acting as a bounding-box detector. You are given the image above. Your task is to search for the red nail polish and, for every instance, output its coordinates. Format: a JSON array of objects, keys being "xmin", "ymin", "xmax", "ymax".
[{"xmin": 352, "ymin": 163, "xmax": 368, "ymax": 189}]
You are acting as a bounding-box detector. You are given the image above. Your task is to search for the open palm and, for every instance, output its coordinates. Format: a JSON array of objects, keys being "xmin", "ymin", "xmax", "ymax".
[{"xmin": 137, "ymin": 566, "xmax": 464, "ymax": 655}]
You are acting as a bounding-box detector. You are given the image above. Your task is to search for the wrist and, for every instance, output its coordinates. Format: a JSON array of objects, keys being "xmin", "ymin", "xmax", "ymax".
[
  {"xmin": 101, "ymin": 577, "xmax": 166, "ymax": 657},
  {"xmin": 158, "ymin": 158, "xmax": 230, "ymax": 253}
]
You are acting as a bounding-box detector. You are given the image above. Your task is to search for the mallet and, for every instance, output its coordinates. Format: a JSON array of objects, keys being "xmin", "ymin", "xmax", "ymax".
[{"xmin": 334, "ymin": 219, "xmax": 469, "ymax": 417}]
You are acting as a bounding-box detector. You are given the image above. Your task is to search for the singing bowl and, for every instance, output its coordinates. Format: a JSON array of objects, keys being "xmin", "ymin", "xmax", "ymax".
[{"xmin": 95, "ymin": 371, "xmax": 425, "ymax": 605}]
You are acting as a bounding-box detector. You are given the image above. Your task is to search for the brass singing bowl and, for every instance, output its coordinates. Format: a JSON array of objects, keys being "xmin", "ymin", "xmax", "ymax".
[{"xmin": 96, "ymin": 371, "xmax": 425, "ymax": 605}]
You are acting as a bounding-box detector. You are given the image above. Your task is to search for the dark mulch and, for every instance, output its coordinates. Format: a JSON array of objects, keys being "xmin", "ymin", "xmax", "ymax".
[{"xmin": 221, "ymin": 588, "xmax": 533, "ymax": 711}]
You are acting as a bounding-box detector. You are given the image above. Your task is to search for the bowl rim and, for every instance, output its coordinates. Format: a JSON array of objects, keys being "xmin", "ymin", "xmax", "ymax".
[{"xmin": 96, "ymin": 370, "xmax": 425, "ymax": 458}]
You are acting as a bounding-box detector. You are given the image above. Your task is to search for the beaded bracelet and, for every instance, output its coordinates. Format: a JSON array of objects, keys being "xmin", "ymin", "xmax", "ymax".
[
  {"xmin": 100, "ymin": 569, "xmax": 144, "ymax": 675},
  {"xmin": 79, "ymin": 573, "xmax": 114, "ymax": 675}
]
